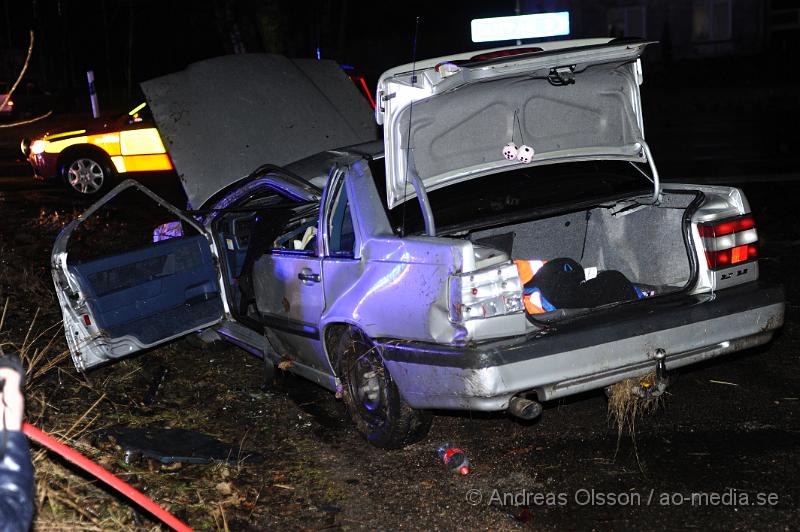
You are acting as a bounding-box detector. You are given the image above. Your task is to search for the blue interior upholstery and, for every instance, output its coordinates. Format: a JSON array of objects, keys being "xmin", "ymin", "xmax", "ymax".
[{"xmin": 68, "ymin": 234, "xmax": 223, "ymax": 345}]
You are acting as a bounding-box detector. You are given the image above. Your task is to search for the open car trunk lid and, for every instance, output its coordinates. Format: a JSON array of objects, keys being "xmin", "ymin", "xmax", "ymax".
[
  {"xmin": 141, "ymin": 54, "xmax": 378, "ymax": 209},
  {"xmin": 377, "ymin": 39, "xmax": 655, "ymax": 209}
]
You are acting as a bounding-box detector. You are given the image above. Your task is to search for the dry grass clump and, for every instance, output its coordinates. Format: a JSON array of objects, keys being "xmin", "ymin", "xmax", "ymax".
[
  {"xmin": 0, "ymin": 301, "xmax": 70, "ymax": 383},
  {"xmin": 0, "ymin": 298, "xmax": 152, "ymax": 529},
  {"xmin": 0, "ymin": 301, "xmax": 259, "ymax": 530},
  {"xmin": 607, "ymin": 370, "xmax": 664, "ymax": 463}
]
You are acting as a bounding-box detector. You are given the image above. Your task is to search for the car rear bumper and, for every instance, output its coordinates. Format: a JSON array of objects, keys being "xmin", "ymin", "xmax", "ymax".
[{"xmin": 378, "ymin": 282, "xmax": 784, "ymax": 411}]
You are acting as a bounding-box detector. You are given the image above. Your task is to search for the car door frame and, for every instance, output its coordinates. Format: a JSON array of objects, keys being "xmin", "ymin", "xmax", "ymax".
[{"xmin": 52, "ymin": 179, "xmax": 227, "ymax": 371}]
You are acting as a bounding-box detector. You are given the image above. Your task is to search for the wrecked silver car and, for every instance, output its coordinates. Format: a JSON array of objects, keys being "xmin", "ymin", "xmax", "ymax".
[{"xmin": 52, "ymin": 40, "xmax": 784, "ymax": 448}]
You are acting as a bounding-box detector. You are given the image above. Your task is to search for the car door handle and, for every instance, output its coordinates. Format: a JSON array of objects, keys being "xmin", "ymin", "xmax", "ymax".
[{"xmin": 298, "ymin": 269, "xmax": 321, "ymax": 283}]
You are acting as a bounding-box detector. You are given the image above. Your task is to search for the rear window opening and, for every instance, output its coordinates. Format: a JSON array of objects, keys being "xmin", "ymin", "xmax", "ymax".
[{"xmin": 369, "ymin": 159, "xmax": 652, "ymax": 236}]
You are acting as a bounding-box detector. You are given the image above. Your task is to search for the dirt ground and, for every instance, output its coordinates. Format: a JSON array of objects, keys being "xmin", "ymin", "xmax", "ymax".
[{"xmin": 0, "ymin": 162, "xmax": 798, "ymax": 530}]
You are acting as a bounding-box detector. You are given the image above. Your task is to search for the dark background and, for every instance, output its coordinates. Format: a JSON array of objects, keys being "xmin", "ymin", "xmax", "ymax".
[
  {"xmin": 3, "ymin": 1, "xmax": 798, "ymax": 105},
  {"xmin": 2, "ymin": 0, "xmax": 799, "ymax": 179}
]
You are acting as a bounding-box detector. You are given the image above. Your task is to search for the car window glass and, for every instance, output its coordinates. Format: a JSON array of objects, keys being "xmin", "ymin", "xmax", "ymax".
[
  {"xmin": 328, "ymin": 184, "xmax": 355, "ymax": 257},
  {"xmin": 272, "ymin": 206, "xmax": 318, "ymax": 253}
]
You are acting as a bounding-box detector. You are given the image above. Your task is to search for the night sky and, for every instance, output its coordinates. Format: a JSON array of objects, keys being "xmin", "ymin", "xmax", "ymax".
[
  {"xmin": 3, "ymin": 0, "xmax": 798, "ymax": 138},
  {"xmin": 4, "ymin": 1, "xmax": 525, "ymax": 111}
]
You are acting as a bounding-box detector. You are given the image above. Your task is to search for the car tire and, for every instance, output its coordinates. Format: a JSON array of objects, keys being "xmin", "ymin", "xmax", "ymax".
[
  {"xmin": 335, "ymin": 326, "xmax": 432, "ymax": 448},
  {"xmin": 60, "ymin": 153, "xmax": 116, "ymax": 197}
]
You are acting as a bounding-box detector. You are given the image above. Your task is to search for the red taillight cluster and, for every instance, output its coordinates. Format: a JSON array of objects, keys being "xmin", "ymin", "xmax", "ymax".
[{"xmin": 697, "ymin": 215, "xmax": 758, "ymax": 270}]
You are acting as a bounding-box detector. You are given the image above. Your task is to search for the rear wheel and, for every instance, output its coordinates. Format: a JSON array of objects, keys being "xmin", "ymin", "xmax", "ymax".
[
  {"xmin": 61, "ymin": 154, "xmax": 115, "ymax": 196},
  {"xmin": 335, "ymin": 327, "xmax": 431, "ymax": 448}
]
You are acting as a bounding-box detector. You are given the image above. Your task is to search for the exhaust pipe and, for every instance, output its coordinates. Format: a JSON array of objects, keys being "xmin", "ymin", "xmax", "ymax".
[{"xmin": 507, "ymin": 395, "xmax": 542, "ymax": 420}]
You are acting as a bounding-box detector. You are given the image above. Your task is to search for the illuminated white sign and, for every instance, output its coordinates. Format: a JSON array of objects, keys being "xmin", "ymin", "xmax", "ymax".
[{"xmin": 471, "ymin": 12, "xmax": 570, "ymax": 42}]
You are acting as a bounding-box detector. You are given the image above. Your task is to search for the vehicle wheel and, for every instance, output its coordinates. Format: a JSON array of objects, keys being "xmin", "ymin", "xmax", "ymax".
[
  {"xmin": 335, "ymin": 327, "xmax": 432, "ymax": 448},
  {"xmin": 61, "ymin": 154, "xmax": 115, "ymax": 196}
]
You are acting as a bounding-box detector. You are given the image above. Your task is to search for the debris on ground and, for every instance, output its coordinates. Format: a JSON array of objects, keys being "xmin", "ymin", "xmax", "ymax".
[
  {"xmin": 95, "ymin": 427, "xmax": 264, "ymax": 465},
  {"xmin": 436, "ymin": 443, "xmax": 470, "ymax": 476},
  {"xmin": 607, "ymin": 370, "xmax": 664, "ymax": 447},
  {"xmin": 709, "ymin": 379, "xmax": 739, "ymax": 386},
  {"xmin": 142, "ymin": 365, "xmax": 168, "ymax": 405}
]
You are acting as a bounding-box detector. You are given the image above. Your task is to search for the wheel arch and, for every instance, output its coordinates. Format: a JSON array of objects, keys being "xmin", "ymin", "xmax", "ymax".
[
  {"xmin": 321, "ymin": 320, "xmax": 419, "ymax": 405},
  {"xmin": 322, "ymin": 321, "xmax": 359, "ymax": 377},
  {"xmin": 56, "ymin": 144, "xmax": 118, "ymax": 180}
]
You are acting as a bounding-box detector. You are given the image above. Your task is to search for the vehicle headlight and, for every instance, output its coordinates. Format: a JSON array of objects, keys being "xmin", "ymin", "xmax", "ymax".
[
  {"xmin": 30, "ymin": 139, "xmax": 46, "ymax": 155},
  {"xmin": 449, "ymin": 261, "xmax": 523, "ymax": 323}
]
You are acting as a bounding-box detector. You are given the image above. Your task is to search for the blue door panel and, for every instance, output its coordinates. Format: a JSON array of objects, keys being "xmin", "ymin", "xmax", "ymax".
[{"xmin": 68, "ymin": 235, "xmax": 223, "ymax": 345}]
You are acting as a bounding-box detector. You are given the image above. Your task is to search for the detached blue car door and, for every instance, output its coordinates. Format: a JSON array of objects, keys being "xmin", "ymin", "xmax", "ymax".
[{"xmin": 52, "ymin": 180, "xmax": 225, "ymax": 371}]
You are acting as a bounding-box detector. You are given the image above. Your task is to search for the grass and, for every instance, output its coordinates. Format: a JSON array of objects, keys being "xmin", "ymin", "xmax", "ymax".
[{"xmin": 607, "ymin": 370, "xmax": 665, "ymax": 470}]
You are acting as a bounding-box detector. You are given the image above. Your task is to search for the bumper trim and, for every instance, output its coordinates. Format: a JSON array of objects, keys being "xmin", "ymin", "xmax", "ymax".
[
  {"xmin": 378, "ymin": 282, "xmax": 784, "ymax": 411},
  {"xmin": 378, "ymin": 282, "xmax": 784, "ymax": 369},
  {"xmin": 541, "ymin": 331, "xmax": 773, "ymax": 401}
]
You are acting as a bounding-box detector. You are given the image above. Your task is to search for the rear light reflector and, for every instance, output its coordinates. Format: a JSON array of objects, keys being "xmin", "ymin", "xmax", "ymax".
[
  {"xmin": 705, "ymin": 243, "xmax": 758, "ymax": 269},
  {"xmin": 697, "ymin": 216, "xmax": 755, "ymax": 237},
  {"xmin": 449, "ymin": 261, "xmax": 523, "ymax": 323},
  {"xmin": 698, "ymin": 215, "xmax": 759, "ymax": 270}
]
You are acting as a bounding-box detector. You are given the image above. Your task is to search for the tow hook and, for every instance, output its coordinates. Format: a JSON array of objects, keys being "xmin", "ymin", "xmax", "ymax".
[{"xmin": 633, "ymin": 348, "xmax": 669, "ymax": 399}]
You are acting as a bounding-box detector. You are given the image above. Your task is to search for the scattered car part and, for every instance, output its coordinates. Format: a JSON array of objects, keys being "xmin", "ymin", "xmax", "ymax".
[
  {"xmin": 142, "ymin": 366, "xmax": 168, "ymax": 406},
  {"xmin": 95, "ymin": 427, "xmax": 264, "ymax": 465}
]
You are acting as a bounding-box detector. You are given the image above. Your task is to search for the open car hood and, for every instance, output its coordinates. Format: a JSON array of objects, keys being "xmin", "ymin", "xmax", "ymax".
[
  {"xmin": 376, "ymin": 39, "xmax": 654, "ymax": 209},
  {"xmin": 142, "ymin": 54, "xmax": 377, "ymax": 208}
]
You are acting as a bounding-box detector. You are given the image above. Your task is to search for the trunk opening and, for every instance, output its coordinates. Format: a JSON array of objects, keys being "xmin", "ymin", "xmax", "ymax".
[
  {"xmin": 456, "ymin": 190, "xmax": 701, "ymax": 320},
  {"xmin": 368, "ymin": 158, "xmax": 702, "ymax": 323}
]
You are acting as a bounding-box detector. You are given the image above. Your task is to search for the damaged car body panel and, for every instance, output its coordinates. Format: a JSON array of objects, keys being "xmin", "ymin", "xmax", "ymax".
[
  {"xmin": 379, "ymin": 283, "xmax": 784, "ymax": 410},
  {"xmin": 313, "ymin": 158, "xmax": 524, "ymax": 347},
  {"xmin": 54, "ymin": 40, "xmax": 785, "ymax": 448},
  {"xmin": 141, "ymin": 54, "xmax": 377, "ymax": 209}
]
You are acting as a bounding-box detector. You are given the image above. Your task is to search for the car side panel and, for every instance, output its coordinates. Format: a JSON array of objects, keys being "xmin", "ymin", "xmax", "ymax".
[
  {"xmin": 318, "ymin": 162, "xmax": 469, "ymax": 345},
  {"xmin": 252, "ymin": 253, "xmax": 327, "ymax": 372}
]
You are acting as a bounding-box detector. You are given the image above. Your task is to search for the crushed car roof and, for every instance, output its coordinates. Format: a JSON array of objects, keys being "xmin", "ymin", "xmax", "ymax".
[{"xmin": 142, "ymin": 54, "xmax": 378, "ymax": 208}]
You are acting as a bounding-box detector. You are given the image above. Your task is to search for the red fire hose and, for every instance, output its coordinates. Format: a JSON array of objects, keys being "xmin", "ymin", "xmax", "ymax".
[{"xmin": 22, "ymin": 422, "xmax": 192, "ymax": 531}]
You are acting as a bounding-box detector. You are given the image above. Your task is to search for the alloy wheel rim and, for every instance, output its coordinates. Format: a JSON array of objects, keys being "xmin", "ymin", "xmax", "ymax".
[{"xmin": 67, "ymin": 158, "xmax": 104, "ymax": 194}]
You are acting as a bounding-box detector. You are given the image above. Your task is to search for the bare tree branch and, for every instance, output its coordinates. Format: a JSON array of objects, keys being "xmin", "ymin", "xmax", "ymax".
[
  {"xmin": 0, "ymin": 110, "xmax": 53, "ymax": 128},
  {"xmin": 0, "ymin": 30, "xmax": 34, "ymax": 112},
  {"xmin": 0, "ymin": 30, "xmax": 54, "ymax": 128}
]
